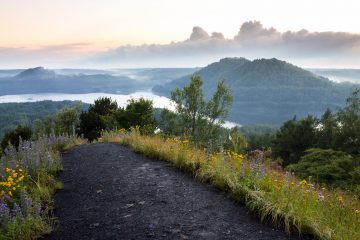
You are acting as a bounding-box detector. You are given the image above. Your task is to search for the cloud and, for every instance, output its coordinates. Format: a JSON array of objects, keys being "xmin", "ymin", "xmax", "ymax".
[
  {"xmin": 189, "ymin": 26, "xmax": 210, "ymax": 41},
  {"xmin": 1, "ymin": 22, "xmax": 360, "ymax": 68},
  {"xmin": 0, "ymin": 43, "xmax": 94, "ymax": 68},
  {"xmin": 92, "ymin": 21, "xmax": 360, "ymax": 68}
]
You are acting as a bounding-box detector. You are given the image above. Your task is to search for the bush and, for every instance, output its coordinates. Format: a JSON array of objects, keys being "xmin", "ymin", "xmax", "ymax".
[
  {"xmin": 1, "ymin": 126, "xmax": 32, "ymax": 151},
  {"xmin": 79, "ymin": 97, "xmax": 117, "ymax": 141},
  {"xmin": 286, "ymin": 148, "xmax": 354, "ymax": 187}
]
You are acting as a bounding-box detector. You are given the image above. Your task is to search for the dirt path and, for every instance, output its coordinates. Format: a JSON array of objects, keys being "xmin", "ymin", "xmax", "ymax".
[{"xmin": 44, "ymin": 143, "xmax": 308, "ymax": 240}]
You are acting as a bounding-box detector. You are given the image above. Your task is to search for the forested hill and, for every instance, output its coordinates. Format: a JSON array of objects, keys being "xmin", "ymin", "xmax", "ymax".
[{"xmin": 153, "ymin": 58, "xmax": 358, "ymax": 125}]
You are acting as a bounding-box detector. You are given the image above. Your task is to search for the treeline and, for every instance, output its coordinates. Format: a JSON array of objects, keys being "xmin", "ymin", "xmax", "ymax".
[
  {"xmin": 0, "ymin": 98, "xmax": 156, "ymax": 151},
  {"xmin": 0, "ymin": 100, "xmax": 88, "ymax": 139},
  {"xmin": 271, "ymin": 90, "xmax": 360, "ymax": 192}
]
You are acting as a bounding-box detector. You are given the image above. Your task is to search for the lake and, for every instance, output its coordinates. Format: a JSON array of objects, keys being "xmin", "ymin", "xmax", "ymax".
[{"xmin": 0, "ymin": 92, "xmax": 240, "ymax": 128}]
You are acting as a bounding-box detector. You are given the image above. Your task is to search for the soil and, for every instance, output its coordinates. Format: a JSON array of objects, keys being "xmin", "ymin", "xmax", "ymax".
[{"xmin": 44, "ymin": 143, "xmax": 310, "ymax": 240}]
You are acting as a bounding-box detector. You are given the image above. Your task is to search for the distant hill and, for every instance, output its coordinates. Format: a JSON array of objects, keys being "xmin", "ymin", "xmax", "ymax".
[
  {"xmin": 0, "ymin": 67, "xmax": 142, "ymax": 95},
  {"xmin": 0, "ymin": 100, "xmax": 89, "ymax": 139},
  {"xmin": 153, "ymin": 58, "xmax": 358, "ymax": 125},
  {"xmin": 0, "ymin": 67, "xmax": 197, "ymax": 96}
]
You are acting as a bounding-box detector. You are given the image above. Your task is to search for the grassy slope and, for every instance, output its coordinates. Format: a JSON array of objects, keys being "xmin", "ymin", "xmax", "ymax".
[{"xmin": 100, "ymin": 130, "xmax": 360, "ymax": 240}]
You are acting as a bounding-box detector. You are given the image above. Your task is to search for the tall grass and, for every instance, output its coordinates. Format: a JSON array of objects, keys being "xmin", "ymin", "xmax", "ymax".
[
  {"xmin": 0, "ymin": 133, "xmax": 86, "ymax": 240},
  {"xmin": 100, "ymin": 129, "xmax": 360, "ymax": 240}
]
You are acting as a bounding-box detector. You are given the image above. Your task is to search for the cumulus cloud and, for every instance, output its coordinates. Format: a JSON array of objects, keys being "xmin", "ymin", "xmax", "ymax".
[
  {"xmin": 93, "ymin": 21, "xmax": 360, "ymax": 68},
  {"xmin": 1, "ymin": 21, "xmax": 360, "ymax": 68},
  {"xmin": 189, "ymin": 26, "xmax": 210, "ymax": 41}
]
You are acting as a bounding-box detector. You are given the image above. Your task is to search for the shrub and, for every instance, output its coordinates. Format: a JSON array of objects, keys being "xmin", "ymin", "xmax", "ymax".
[{"xmin": 286, "ymin": 148, "xmax": 354, "ymax": 187}]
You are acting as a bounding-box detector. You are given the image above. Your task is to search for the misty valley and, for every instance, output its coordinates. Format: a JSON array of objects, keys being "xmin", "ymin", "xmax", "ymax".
[
  {"xmin": 1, "ymin": 57, "xmax": 359, "ymax": 125},
  {"xmin": 1, "ymin": 57, "xmax": 360, "ymax": 240}
]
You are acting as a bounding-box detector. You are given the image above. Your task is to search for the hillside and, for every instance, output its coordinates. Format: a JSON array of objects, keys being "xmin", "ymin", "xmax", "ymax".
[
  {"xmin": 153, "ymin": 58, "xmax": 358, "ymax": 124},
  {"xmin": 0, "ymin": 100, "xmax": 88, "ymax": 138}
]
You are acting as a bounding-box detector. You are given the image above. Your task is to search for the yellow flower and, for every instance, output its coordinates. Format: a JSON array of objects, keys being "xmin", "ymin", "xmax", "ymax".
[
  {"xmin": 299, "ymin": 180, "xmax": 307, "ymax": 187},
  {"xmin": 8, "ymin": 191, "xmax": 12, "ymax": 196}
]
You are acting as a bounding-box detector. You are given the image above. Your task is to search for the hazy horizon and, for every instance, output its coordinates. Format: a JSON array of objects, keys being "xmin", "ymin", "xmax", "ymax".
[{"xmin": 1, "ymin": 0, "xmax": 360, "ymax": 69}]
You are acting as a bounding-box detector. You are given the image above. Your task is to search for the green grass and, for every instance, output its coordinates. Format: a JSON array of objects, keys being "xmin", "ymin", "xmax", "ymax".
[{"xmin": 100, "ymin": 130, "xmax": 360, "ymax": 240}]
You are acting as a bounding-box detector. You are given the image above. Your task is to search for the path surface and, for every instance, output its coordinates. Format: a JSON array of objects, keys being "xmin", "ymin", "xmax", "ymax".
[{"xmin": 44, "ymin": 143, "xmax": 308, "ymax": 240}]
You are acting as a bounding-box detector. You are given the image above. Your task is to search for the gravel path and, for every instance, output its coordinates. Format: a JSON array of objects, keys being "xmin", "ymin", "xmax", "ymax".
[{"xmin": 44, "ymin": 143, "xmax": 308, "ymax": 240}]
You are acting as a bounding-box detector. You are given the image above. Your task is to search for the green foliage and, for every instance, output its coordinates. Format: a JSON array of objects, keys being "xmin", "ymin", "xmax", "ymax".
[
  {"xmin": 272, "ymin": 116, "xmax": 317, "ymax": 166},
  {"xmin": 116, "ymin": 98, "xmax": 155, "ymax": 134},
  {"xmin": 270, "ymin": 89, "xmax": 360, "ymax": 193},
  {"xmin": 0, "ymin": 101, "xmax": 86, "ymax": 139},
  {"xmin": 162, "ymin": 74, "xmax": 233, "ymax": 143},
  {"xmin": 159, "ymin": 108, "xmax": 183, "ymax": 136},
  {"xmin": 33, "ymin": 104, "xmax": 82, "ymax": 136},
  {"xmin": 273, "ymin": 89, "xmax": 360, "ymax": 163},
  {"xmin": 316, "ymin": 108, "xmax": 338, "ymax": 149},
  {"xmin": 336, "ymin": 89, "xmax": 360, "ymax": 154},
  {"xmin": 286, "ymin": 149, "xmax": 355, "ymax": 188},
  {"xmin": 239, "ymin": 125, "xmax": 277, "ymax": 150},
  {"xmin": 227, "ymin": 127, "xmax": 248, "ymax": 153},
  {"xmin": 79, "ymin": 97, "xmax": 116, "ymax": 141},
  {"xmin": 79, "ymin": 97, "xmax": 155, "ymax": 141},
  {"xmin": 1, "ymin": 126, "xmax": 32, "ymax": 151},
  {"xmin": 171, "ymin": 74, "xmax": 206, "ymax": 136}
]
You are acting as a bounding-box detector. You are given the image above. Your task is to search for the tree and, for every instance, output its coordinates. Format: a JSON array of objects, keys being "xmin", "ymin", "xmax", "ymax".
[
  {"xmin": 336, "ymin": 89, "xmax": 360, "ymax": 154},
  {"xmin": 54, "ymin": 104, "xmax": 81, "ymax": 135},
  {"xmin": 32, "ymin": 103, "xmax": 82, "ymax": 136},
  {"xmin": 116, "ymin": 98, "xmax": 155, "ymax": 133},
  {"xmin": 272, "ymin": 116, "xmax": 317, "ymax": 166},
  {"xmin": 163, "ymin": 74, "xmax": 233, "ymax": 143},
  {"xmin": 316, "ymin": 109, "xmax": 338, "ymax": 149},
  {"xmin": 171, "ymin": 74, "xmax": 206, "ymax": 136},
  {"xmin": 79, "ymin": 97, "xmax": 118, "ymax": 141},
  {"xmin": 204, "ymin": 80, "xmax": 233, "ymax": 139}
]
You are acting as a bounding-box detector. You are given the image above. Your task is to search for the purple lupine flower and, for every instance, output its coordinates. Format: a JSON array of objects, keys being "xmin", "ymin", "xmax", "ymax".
[
  {"xmin": 260, "ymin": 165, "xmax": 267, "ymax": 177},
  {"xmin": 11, "ymin": 203, "xmax": 23, "ymax": 219},
  {"xmin": 20, "ymin": 190, "xmax": 32, "ymax": 217},
  {"xmin": 0, "ymin": 201, "xmax": 10, "ymax": 223}
]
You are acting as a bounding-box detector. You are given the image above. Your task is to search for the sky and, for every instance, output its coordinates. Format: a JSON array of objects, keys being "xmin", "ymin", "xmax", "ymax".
[{"xmin": 1, "ymin": 0, "xmax": 360, "ymax": 68}]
